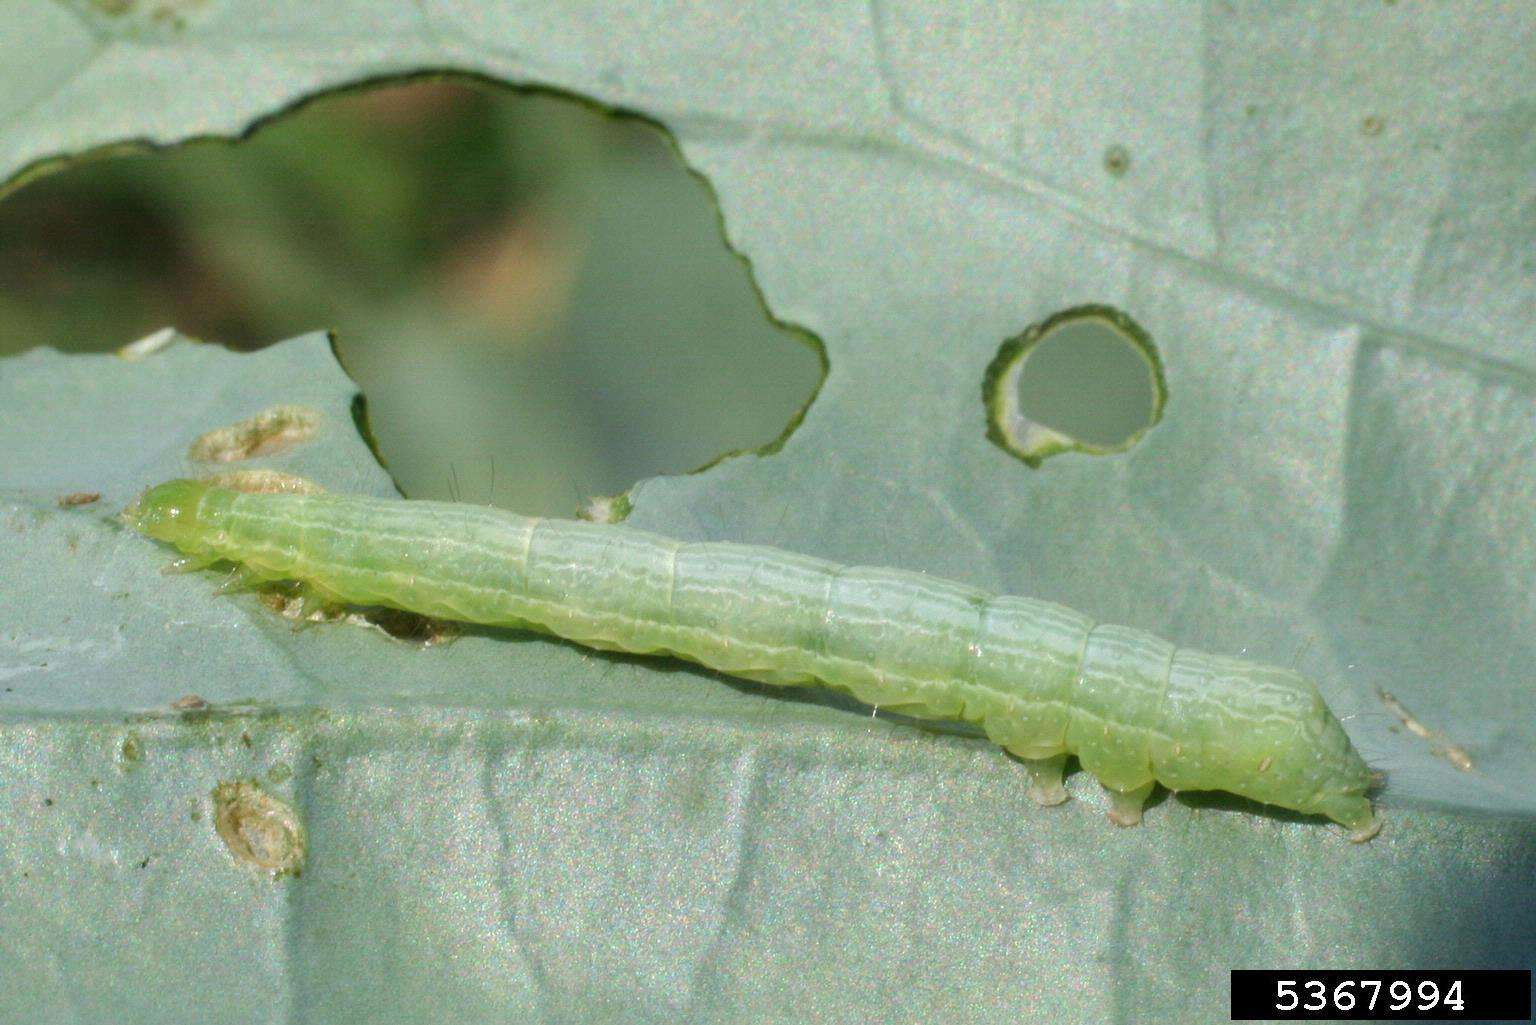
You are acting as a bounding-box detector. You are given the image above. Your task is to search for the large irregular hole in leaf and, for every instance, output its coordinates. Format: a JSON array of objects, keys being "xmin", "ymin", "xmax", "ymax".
[
  {"xmin": 0, "ymin": 76, "xmax": 825, "ymax": 515},
  {"xmin": 983, "ymin": 304, "xmax": 1164, "ymax": 467}
]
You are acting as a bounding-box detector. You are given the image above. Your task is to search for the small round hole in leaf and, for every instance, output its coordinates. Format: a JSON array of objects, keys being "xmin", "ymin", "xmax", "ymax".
[
  {"xmin": 212, "ymin": 780, "xmax": 306, "ymax": 877},
  {"xmin": 187, "ymin": 405, "xmax": 320, "ymax": 464},
  {"xmin": 983, "ymin": 305, "xmax": 1164, "ymax": 467}
]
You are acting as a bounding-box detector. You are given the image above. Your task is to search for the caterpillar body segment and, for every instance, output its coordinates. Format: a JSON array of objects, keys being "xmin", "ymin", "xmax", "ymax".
[{"xmin": 130, "ymin": 479, "xmax": 1380, "ymax": 840}]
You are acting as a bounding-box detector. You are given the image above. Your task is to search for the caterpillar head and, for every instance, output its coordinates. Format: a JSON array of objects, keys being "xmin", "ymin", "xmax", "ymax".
[{"xmin": 128, "ymin": 478, "xmax": 217, "ymax": 552}]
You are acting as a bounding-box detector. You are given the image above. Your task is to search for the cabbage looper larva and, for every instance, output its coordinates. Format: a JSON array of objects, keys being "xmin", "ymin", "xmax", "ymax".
[{"xmin": 130, "ymin": 479, "xmax": 1381, "ymax": 841}]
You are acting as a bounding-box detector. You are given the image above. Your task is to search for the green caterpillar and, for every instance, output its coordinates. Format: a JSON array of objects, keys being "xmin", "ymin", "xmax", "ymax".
[{"xmin": 130, "ymin": 478, "xmax": 1381, "ymax": 841}]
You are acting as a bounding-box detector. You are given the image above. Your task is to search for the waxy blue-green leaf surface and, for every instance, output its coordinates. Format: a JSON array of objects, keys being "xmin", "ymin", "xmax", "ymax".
[{"xmin": 3, "ymin": 3, "xmax": 1535, "ymax": 1022}]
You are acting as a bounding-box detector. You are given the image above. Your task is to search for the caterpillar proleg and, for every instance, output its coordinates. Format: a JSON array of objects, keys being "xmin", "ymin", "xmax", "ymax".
[{"xmin": 130, "ymin": 479, "xmax": 1381, "ymax": 841}]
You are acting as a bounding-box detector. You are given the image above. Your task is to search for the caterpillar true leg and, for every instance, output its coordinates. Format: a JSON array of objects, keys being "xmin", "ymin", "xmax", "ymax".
[
  {"xmin": 212, "ymin": 565, "xmax": 269, "ymax": 595},
  {"xmin": 164, "ymin": 553, "xmax": 222, "ymax": 574}
]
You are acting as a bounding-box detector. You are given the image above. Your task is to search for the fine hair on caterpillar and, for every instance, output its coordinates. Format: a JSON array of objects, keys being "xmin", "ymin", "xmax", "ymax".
[{"xmin": 129, "ymin": 477, "xmax": 1384, "ymax": 842}]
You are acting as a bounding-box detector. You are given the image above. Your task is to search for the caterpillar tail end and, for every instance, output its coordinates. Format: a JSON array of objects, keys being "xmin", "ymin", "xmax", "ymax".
[
  {"xmin": 1106, "ymin": 781, "xmax": 1156, "ymax": 827},
  {"xmin": 1344, "ymin": 804, "xmax": 1383, "ymax": 843},
  {"xmin": 1349, "ymin": 818, "xmax": 1383, "ymax": 843},
  {"xmin": 1317, "ymin": 793, "xmax": 1382, "ymax": 843}
]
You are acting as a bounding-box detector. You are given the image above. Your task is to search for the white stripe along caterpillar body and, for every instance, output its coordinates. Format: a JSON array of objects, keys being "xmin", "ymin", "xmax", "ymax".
[{"xmin": 130, "ymin": 479, "xmax": 1381, "ymax": 840}]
